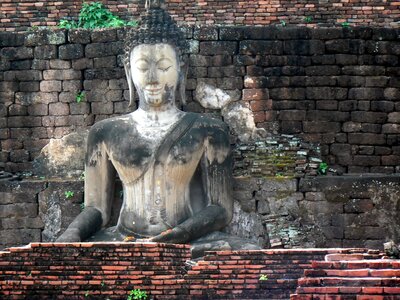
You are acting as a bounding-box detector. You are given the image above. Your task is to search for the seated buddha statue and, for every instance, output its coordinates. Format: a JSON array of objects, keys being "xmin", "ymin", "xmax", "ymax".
[{"xmin": 57, "ymin": 1, "xmax": 260, "ymax": 256}]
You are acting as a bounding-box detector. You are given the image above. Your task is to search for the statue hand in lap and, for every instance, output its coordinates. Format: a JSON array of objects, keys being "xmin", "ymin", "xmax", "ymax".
[{"xmin": 57, "ymin": 7, "xmax": 233, "ymax": 245}]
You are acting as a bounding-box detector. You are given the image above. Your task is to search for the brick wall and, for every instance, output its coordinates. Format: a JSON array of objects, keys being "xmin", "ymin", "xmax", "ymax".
[
  {"xmin": 0, "ymin": 0, "xmax": 399, "ymax": 31},
  {"xmin": 0, "ymin": 26, "xmax": 399, "ymax": 174},
  {"xmin": 1, "ymin": 244, "xmax": 387, "ymax": 299},
  {"xmin": 1, "ymin": 175, "xmax": 399, "ymax": 252}
]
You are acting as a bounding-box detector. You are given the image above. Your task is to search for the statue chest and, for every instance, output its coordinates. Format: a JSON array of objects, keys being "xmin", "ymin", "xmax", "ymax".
[{"xmin": 107, "ymin": 127, "xmax": 205, "ymax": 183}]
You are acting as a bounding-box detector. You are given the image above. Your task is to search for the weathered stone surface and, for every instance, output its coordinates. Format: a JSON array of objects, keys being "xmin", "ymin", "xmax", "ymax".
[
  {"xmin": 38, "ymin": 181, "xmax": 83, "ymax": 242},
  {"xmin": 195, "ymin": 82, "xmax": 233, "ymax": 109},
  {"xmin": 33, "ymin": 131, "xmax": 88, "ymax": 178}
]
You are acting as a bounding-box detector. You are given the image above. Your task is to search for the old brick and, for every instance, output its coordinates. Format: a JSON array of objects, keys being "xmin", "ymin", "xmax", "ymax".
[
  {"xmin": 303, "ymin": 121, "xmax": 340, "ymax": 133},
  {"xmin": 306, "ymin": 87, "xmax": 347, "ymax": 100},
  {"xmin": 306, "ymin": 111, "xmax": 349, "ymax": 122},
  {"xmin": 358, "ymin": 101, "xmax": 370, "ymax": 111},
  {"xmin": 305, "ymin": 66, "xmax": 340, "ymax": 76},
  {"xmin": 208, "ymin": 66, "xmax": 244, "ymax": 78},
  {"xmin": 382, "ymin": 124, "xmax": 400, "ymax": 134},
  {"xmin": 194, "ymin": 27, "xmax": 218, "ymax": 40},
  {"xmin": 43, "ymin": 70, "xmax": 81, "ymax": 80},
  {"xmin": 316, "ymin": 100, "xmax": 337, "ymax": 110},
  {"xmin": 94, "ymin": 56, "xmax": 116, "ymax": 68},
  {"xmin": 337, "ymin": 76, "xmax": 365, "ymax": 87},
  {"xmin": 382, "ymin": 155, "xmax": 400, "ymax": 165},
  {"xmin": 335, "ymin": 54, "xmax": 358, "ymax": 65},
  {"xmin": 360, "ymin": 123, "xmax": 381, "ymax": 133},
  {"xmin": 0, "ymin": 203, "xmax": 38, "ymax": 218},
  {"xmin": 8, "ymin": 104, "xmax": 27, "ymax": 116},
  {"xmin": 342, "ymin": 66, "xmax": 385, "ymax": 76},
  {"xmin": 114, "ymin": 101, "xmax": 130, "ymax": 114},
  {"xmin": 10, "ymin": 60, "xmax": 32, "ymax": 70},
  {"xmin": 32, "ymin": 59, "xmax": 50, "ymax": 70},
  {"xmin": 91, "ymin": 102, "xmax": 113, "ymax": 115},
  {"xmin": 351, "ymin": 111, "xmax": 387, "ymax": 124},
  {"xmin": 15, "ymin": 92, "xmax": 58, "ymax": 105},
  {"xmin": 40, "ymin": 80, "xmax": 62, "ymax": 92},
  {"xmin": 326, "ymin": 39, "xmax": 350, "ymax": 53},
  {"xmin": 49, "ymin": 59, "xmax": 71, "ymax": 69},
  {"xmin": 49, "ymin": 102, "xmax": 69, "ymax": 115},
  {"xmin": 84, "ymin": 68, "xmax": 125, "ymax": 80},
  {"xmin": 31, "ymin": 128, "xmax": 49, "ymax": 139},
  {"xmin": 384, "ymin": 88, "xmax": 400, "ymax": 100},
  {"xmin": 1, "ymin": 47, "xmax": 33, "ymax": 60},
  {"xmin": 370, "ymin": 101, "xmax": 394, "ymax": 112},
  {"xmin": 8, "ymin": 116, "xmax": 41, "ymax": 127},
  {"xmin": 388, "ymin": 112, "xmax": 400, "ymax": 123},
  {"xmin": 284, "ymin": 40, "xmax": 310, "ymax": 55},
  {"xmin": 348, "ymin": 133, "xmax": 385, "ymax": 145},
  {"xmin": 34, "ymin": 45, "xmax": 57, "ymax": 59},
  {"xmin": 344, "ymin": 199, "xmax": 374, "ymax": 213},
  {"xmin": 4, "ymin": 70, "xmax": 42, "ymax": 81},
  {"xmin": 72, "ymin": 58, "xmax": 94, "ymax": 70},
  {"xmin": 19, "ymin": 81, "xmax": 40, "ymax": 92},
  {"xmin": 0, "ymin": 81, "xmax": 19, "ymax": 92},
  {"xmin": 242, "ymin": 27, "xmax": 278, "ymax": 40},
  {"xmin": 106, "ymin": 90, "xmax": 123, "ymax": 102},
  {"xmin": 239, "ymin": 41, "xmax": 280, "ymax": 55},
  {"xmin": 242, "ymin": 89, "xmax": 269, "ymax": 101},
  {"xmin": 366, "ymin": 76, "xmax": 390, "ymax": 87},
  {"xmin": 269, "ymin": 88, "xmax": 305, "ymax": 100},
  {"xmin": 68, "ymin": 29, "xmax": 91, "ymax": 44},
  {"xmin": 10, "ymin": 149, "xmax": 30, "ymax": 162},
  {"xmin": 58, "ymin": 44, "xmax": 84, "ymax": 60},
  {"xmin": 348, "ymin": 88, "xmax": 384, "ymax": 100},
  {"xmin": 28, "ymin": 104, "xmax": 48, "ymax": 116},
  {"xmin": 59, "ymin": 92, "xmax": 76, "ymax": 103},
  {"xmin": 85, "ymin": 42, "xmax": 123, "ymax": 58},
  {"xmin": 220, "ymin": 27, "xmax": 244, "ymax": 41},
  {"xmin": 278, "ymin": 110, "xmax": 306, "ymax": 121},
  {"xmin": 91, "ymin": 28, "xmax": 117, "ymax": 43},
  {"xmin": 1, "ymin": 139, "xmax": 23, "ymax": 150},
  {"xmin": 281, "ymin": 121, "xmax": 302, "ymax": 133},
  {"xmin": 63, "ymin": 80, "xmax": 82, "ymax": 92}
]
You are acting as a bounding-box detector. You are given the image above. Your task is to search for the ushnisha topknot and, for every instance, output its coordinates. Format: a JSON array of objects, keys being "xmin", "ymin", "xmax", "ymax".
[{"xmin": 123, "ymin": 1, "xmax": 186, "ymax": 70}]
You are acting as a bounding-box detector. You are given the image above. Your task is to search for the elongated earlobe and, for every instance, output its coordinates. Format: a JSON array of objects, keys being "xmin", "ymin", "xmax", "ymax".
[
  {"xmin": 179, "ymin": 62, "xmax": 188, "ymax": 106},
  {"xmin": 124, "ymin": 63, "xmax": 135, "ymax": 108}
]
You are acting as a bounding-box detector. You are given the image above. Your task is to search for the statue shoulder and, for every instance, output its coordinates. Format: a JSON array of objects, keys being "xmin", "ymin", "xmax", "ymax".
[
  {"xmin": 194, "ymin": 114, "xmax": 230, "ymax": 147},
  {"xmin": 87, "ymin": 115, "xmax": 135, "ymax": 145}
]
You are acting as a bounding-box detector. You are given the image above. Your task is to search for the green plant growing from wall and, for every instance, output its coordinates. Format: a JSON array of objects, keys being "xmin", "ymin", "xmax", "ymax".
[
  {"xmin": 304, "ymin": 16, "xmax": 313, "ymax": 23},
  {"xmin": 341, "ymin": 21, "xmax": 350, "ymax": 27},
  {"xmin": 127, "ymin": 289, "xmax": 148, "ymax": 300},
  {"xmin": 59, "ymin": 2, "xmax": 138, "ymax": 29},
  {"xmin": 280, "ymin": 20, "xmax": 287, "ymax": 27},
  {"xmin": 65, "ymin": 191, "xmax": 74, "ymax": 198},
  {"xmin": 318, "ymin": 162, "xmax": 328, "ymax": 175},
  {"xmin": 259, "ymin": 274, "xmax": 268, "ymax": 281},
  {"xmin": 76, "ymin": 91, "xmax": 85, "ymax": 103}
]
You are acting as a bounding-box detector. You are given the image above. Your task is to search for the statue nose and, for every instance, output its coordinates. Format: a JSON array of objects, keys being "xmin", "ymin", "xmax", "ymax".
[{"xmin": 147, "ymin": 66, "xmax": 159, "ymax": 84}]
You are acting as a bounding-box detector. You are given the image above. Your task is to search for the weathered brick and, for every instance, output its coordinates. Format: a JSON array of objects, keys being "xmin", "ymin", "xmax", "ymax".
[
  {"xmin": 305, "ymin": 66, "xmax": 340, "ymax": 76},
  {"xmin": 10, "ymin": 149, "xmax": 30, "ymax": 162},
  {"xmin": 72, "ymin": 58, "xmax": 94, "ymax": 70},
  {"xmin": 283, "ymin": 40, "xmax": 310, "ymax": 55},
  {"xmin": 303, "ymin": 122, "xmax": 340, "ymax": 133},
  {"xmin": 8, "ymin": 104, "xmax": 27, "ymax": 116},
  {"xmin": 194, "ymin": 27, "xmax": 218, "ymax": 40},
  {"xmin": 198, "ymin": 41, "xmax": 237, "ymax": 56},
  {"xmin": 366, "ymin": 76, "xmax": 390, "ymax": 87},
  {"xmin": 62, "ymin": 80, "xmax": 82, "ymax": 92},
  {"xmin": 68, "ymin": 29, "xmax": 91, "ymax": 44},
  {"xmin": 382, "ymin": 155, "xmax": 400, "ymax": 165},
  {"xmin": 91, "ymin": 101, "xmax": 113, "ymax": 115},
  {"xmin": 269, "ymin": 88, "xmax": 305, "ymax": 100},
  {"xmin": 351, "ymin": 111, "xmax": 387, "ymax": 124},
  {"xmin": 278, "ymin": 110, "xmax": 306, "ymax": 121},
  {"xmin": 4, "ymin": 70, "xmax": 42, "ymax": 81},
  {"xmin": 348, "ymin": 88, "xmax": 384, "ymax": 100},
  {"xmin": 49, "ymin": 59, "xmax": 71, "ymax": 69},
  {"xmin": 8, "ymin": 116, "xmax": 41, "ymax": 127},
  {"xmin": 1, "ymin": 47, "xmax": 33, "ymax": 60},
  {"xmin": 388, "ymin": 112, "xmax": 400, "ymax": 123},
  {"xmin": 34, "ymin": 45, "xmax": 57, "ymax": 59},
  {"xmin": 382, "ymin": 124, "xmax": 400, "ymax": 134},
  {"xmin": 326, "ymin": 39, "xmax": 350, "ymax": 53},
  {"xmin": 93, "ymin": 56, "xmax": 117, "ymax": 68},
  {"xmin": 91, "ymin": 29, "xmax": 117, "ymax": 43},
  {"xmin": 31, "ymin": 59, "xmax": 50, "ymax": 70},
  {"xmin": 84, "ymin": 68, "xmax": 125, "ymax": 80},
  {"xmin": 370, "ymin": 101, "xmax": 394, "ymax": 112},
  {"xmin": 307, "ymin": 110, "xmax": 349, "ymax": 122},
  {"xmin": 40, "ymin": 80, "xmax": 62, "ymax": 92},
  {"xmin": 28, "ymin": 104, "xmax": 48, "ymax": 116},
  {"xmin": 19, "ymin": 81, "xmax": 40, "ymax": 92},
  {"xmin": 70, "ymin": 102, "xmax": 90, "ymax": 115},
  {"xmin": 306, "ymin": 87, "xmax": 347, "ymax": 100},
  {"xmin": 15, "ymin": 92, "xmax": 58, "ymax": 105},
  {"xmin": 384, "ymin": 88, "xmax": 400, "ymax": 100},
  {"xmin": 49, "ymin": 102, "xmax": 69, "ymax": 115},
  {"xmin": 348, "ymin": 133, "xmax": 385, "ymax": 145},
  {"xmin": 43, "ymin": 70, "xmax": 81, "ymax": 80},
  {"xmin": 25, "ymin": 30, "xmax": 66, "ymax": 46},
  {"xmin": 85, "ymin": 42, "xmax": 123, "ymax": 58},
  {"xmin": 10, "ymin": 60, "xmax": 32, "ymax": 70},
  {"xmin": 342, "ymin": 66, "xmax": 385, "ymax": 76}
]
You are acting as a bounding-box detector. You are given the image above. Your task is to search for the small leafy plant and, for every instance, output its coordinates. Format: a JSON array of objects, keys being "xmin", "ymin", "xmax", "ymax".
[
  {"xmin": 341, "ymin": 21, "xmax": 350, "ymax": 28},
  {"xmin": 318, "ymin": 162, "xmax": 328, "ymax": 175},
  {"xmin": 76, "ymin": 91, "xmax": 85, "ymax": 103},
  {"xmin": 59, "ymin": 2, "xmax": 138, "ymax": 29},
  {"xmin": 304, "ymin": 16, "xmax": 313, "ymax": 23},
  {"xmin": 280, "ymin": 20, "xmax": 287, "ymax": 27},
  {"xmin": 65, "ymin": 191, "xmax": 74, "ymax": 198},
  {"xmin": 127, "ymin": 289, "xmax": 148, "ymax": 300},
  {"xmin": 259, "ymin": 274, "xmax": 268, "ymax": 281}
]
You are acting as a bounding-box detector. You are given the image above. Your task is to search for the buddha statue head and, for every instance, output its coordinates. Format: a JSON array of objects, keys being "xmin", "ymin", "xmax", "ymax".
[{"xmin": 123, "ymin": 0, "xmax": 187, "ymax": 110}]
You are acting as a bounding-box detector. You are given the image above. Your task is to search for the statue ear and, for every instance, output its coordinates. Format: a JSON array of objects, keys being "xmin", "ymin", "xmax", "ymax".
[
  {"xmin": 124, "ymin": 63, "xmax": 135, "ymax": 108},
  {"xmin": 178, "ymin": 60, "xmax": 188, "ymax": 106}
]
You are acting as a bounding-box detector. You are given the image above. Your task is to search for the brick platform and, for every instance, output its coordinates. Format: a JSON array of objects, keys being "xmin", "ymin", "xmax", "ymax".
[
  {"xmin": 1, "ymin": 244, "xmax": 397, "ymax": 299},
  {"xmin": 291, "ymin": 254, "xmax": 400, "ymax": 300}
]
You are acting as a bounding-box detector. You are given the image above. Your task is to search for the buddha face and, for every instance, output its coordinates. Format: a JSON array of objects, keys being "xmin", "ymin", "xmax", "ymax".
[{"xmin": 130, "ymin": 44, "xmax": 180, "ymax": 108}]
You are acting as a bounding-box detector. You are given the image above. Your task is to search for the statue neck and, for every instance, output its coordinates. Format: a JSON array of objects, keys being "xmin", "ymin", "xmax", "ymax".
[{"xmin": 133, "ymin": 105, "xmax": 183, "ymax": 127}]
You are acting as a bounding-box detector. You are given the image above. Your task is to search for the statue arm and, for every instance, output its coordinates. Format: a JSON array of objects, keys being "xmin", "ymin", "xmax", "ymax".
[
  {"xmin": 56, "ymin": 128, "xmax": 116, "ymax": 242},
  {"xmin": 151, "ymin": 122, "xmax": 233, "ymax": 243}
]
